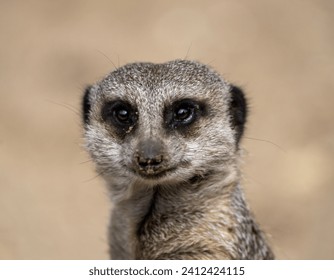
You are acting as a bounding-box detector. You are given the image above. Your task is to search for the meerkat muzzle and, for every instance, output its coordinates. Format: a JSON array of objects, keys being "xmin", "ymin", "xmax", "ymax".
[{"xmin": 134, "ymin": 138, "xmax": 166, "ymax": 175}]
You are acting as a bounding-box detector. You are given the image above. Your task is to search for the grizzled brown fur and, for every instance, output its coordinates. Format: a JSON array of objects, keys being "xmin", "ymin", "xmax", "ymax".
[{"xmin": 82, "ymin": 60, "xmax": 274, "ymax": 259}]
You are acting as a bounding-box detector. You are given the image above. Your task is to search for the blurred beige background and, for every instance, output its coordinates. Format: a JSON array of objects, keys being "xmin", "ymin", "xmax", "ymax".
[{"xmin": 0, "ymin": 0, "xmax": 333, "ymax": 259}]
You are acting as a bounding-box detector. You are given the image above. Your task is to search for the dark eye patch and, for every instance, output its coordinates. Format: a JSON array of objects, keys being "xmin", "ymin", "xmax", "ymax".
[
  {"xmin": 164, "ymin": 99, "xmax": 207, "ymax": 131},
  {"xmin": 101, "ymin": 100, "xmax": 138, "ymax": 132}
]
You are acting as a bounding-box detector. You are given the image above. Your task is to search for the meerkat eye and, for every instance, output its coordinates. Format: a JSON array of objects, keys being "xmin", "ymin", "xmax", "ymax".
[
  {"xmin": 114, "ymin": 107, "xmax": 130, "ymax": 122},
  {"xmin": 102, "ymin": 100, "xmax": 137, "ymax": 128},
  {"xmin": 165, "ymin": 99, "xmax": 205, "ymax": 130},
  {"xmin": 174, "ymin": 104, "xmax": 195, "ymax": 123}
]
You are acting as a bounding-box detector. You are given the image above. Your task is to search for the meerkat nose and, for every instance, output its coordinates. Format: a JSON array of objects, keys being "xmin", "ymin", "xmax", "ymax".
[{"xmin": 135, "ymin": 138, "xmax": 165, "ymax": 170}]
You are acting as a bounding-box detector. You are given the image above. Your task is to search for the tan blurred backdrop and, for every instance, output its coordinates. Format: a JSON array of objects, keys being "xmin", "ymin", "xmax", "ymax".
[{"xmin": 0, "ymin": 0, "xmax": 333, "ymax": 259}]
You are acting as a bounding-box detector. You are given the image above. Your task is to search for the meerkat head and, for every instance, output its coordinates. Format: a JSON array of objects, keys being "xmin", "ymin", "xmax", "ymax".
[{"xmin": 82, "ymin": 60, "xmax": 247, "ymax": 189}]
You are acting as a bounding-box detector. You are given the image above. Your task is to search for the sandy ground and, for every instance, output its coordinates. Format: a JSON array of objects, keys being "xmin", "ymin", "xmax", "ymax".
[{"xmin": 0, "ymin": 0, "xmax": 333, "ymax": 259}]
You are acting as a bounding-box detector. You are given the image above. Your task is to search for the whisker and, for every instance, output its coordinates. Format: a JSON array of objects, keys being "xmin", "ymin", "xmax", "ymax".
[
  {"xmin": 45, "ymin": 99, "xmax": 80, "ymax": 116},
  {"xmin": 244, "ymin": 136, "xmax": 286, "ymax": 153},
  {"xmin": 79, "ymin": 159, "xmax": 94, "ymax": 165},
  {"xmin": 96, "ymin": 49, "xmax": 118, "ymax": 70},
  {"xmin": 83, "ymin": 169, "xmax": 107, "ymax": 183},
  {"xmin": 184, "ymin": 43, "xmax": 193, "ymax": 60}
]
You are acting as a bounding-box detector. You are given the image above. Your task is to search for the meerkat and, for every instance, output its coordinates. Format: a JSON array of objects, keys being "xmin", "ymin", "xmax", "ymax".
[{"xmin": 82, "ymin": 60, "xmax": 274, "ymax": 260}]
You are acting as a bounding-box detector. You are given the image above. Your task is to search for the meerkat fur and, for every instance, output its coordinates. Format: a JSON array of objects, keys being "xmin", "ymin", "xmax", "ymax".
[{"xmin": 82, "ymin": 60, "xmax": 274, "ymax": 260}]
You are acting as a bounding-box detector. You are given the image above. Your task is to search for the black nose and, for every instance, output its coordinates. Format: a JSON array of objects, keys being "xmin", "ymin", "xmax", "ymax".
[{"xmin": 135, "ymin": 139, "xmax": 164, "ymax": 172}]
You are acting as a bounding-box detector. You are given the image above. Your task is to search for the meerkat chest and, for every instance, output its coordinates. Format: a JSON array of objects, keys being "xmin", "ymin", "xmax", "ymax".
[{"xmin": 133, "ymin": 201, "xmax": 234, "ymax": 259}]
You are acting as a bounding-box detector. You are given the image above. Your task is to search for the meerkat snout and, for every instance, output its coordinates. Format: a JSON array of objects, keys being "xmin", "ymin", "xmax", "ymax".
[{"xmin": 134, "ymin": 138, "xmax": 165, "ymax": 175}]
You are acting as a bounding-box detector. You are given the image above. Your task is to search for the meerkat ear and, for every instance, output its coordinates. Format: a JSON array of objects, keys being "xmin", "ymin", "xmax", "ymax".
[
  {"xmin": 229, "ymin": 85, "xmax": 248, "ymax": 144},
  {"xmin": 82, "ymin": 85, "xmax": 92, "ymax": 124}
]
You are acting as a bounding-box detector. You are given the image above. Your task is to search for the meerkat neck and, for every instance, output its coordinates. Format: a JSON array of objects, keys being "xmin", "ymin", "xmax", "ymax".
[{"xmin": 109, "ymin": 178, "xmax": 253, "ymax": 259}]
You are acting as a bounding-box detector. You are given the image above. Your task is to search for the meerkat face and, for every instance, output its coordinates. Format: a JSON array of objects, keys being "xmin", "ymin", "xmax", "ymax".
[{"xmin": 82, "ymin": 60, "xmax": 247, "ymax": 188}]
